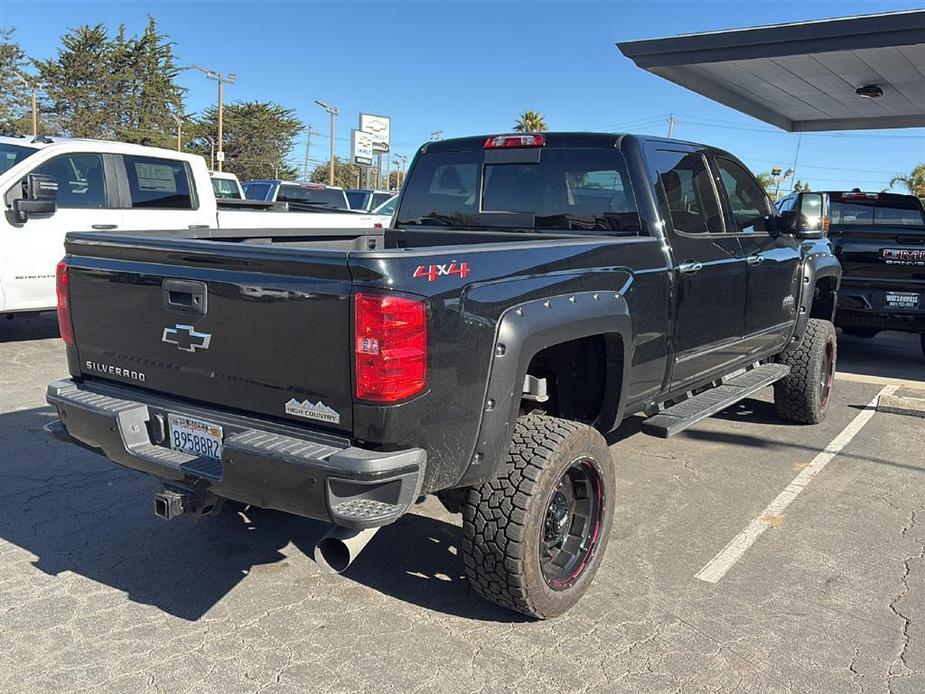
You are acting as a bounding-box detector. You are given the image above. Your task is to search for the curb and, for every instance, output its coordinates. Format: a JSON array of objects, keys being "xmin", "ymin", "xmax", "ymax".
[{"xmin": 877, "ymin": 394, "xmax": 925, "ymax": 419}]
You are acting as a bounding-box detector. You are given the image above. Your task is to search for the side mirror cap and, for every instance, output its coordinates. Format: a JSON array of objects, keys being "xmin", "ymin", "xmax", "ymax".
[{"xmin": 11, "ymin": 173, "xmax": 58, "ymax": 223}]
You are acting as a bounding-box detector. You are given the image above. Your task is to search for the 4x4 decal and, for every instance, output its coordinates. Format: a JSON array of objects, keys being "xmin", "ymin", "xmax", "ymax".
[{"xmin": 413, "ymin": 261, "xmax": 470, "ymax": 282}]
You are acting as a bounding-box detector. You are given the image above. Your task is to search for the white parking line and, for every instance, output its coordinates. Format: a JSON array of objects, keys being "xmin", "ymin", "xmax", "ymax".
[{"xmin": 695, "ymin": 384, "xmax": 898, "ymax": 584}]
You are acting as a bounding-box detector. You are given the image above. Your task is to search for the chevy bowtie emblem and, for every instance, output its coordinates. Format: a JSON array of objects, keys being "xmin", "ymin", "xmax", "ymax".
[{"xmin": 162, "ymin": 324, "xmax": 212, "ymax": 352}]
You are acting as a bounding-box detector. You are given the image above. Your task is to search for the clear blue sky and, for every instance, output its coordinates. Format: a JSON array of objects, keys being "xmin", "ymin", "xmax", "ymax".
[{"xmin": 2, "ymin": 0, "xmax": 923, "ymax": 190}]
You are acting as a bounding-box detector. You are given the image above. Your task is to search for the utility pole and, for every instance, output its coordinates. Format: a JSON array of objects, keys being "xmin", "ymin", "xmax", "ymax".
[
  {"xmin": 193, "ymin": 65, "xmax": 236, "ymax": 172},
  {"xmin": 666, "ymin": 114, "xmax": 676, "ymax": 138},
  {"xmin": 301, "ymin": 125, "xmax": 317, "ymax": 182},
  {"xmin": 17, "ymin": 74, "xmax": 38, "ymax": 136},
  {"xmin": 430, "ymin": 130, "xmax": 443, "ymax": 141},
  {"xmin": 315, "ymin": 100, "xmax": 339, "ymax": 186}
]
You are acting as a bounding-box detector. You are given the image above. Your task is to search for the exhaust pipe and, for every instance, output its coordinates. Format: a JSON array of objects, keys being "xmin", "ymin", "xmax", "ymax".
[{"xmin": 314, "ymin": 526, "xmax": 380, "ymax": 573}]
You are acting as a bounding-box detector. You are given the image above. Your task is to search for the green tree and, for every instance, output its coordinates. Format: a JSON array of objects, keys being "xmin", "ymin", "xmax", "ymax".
[
  {"xmin": 34, "ymin": 24, "xmax": 116, "ymax": 137},
  {"xmin": 310, "ymin": 157, "xmax": 362, "ymax": 188},
  {"xmin": 0, "ymin": 28, "xmax": 29, "ymax": 132},
  {"xmin": 117, "ymin": 17, "xmax": 185, "ymax": 147},
  {"xmin": 889, "ymin": 163, "xmax": 925, "ymax": 198},
  {"xmin": 34, "ymin": 19, "xmax": 184, "ymax": 145},
  {"xmin": 189, "ymin": 101, "xmax": 302, "ymax": 181},
  {"xmin": 513, "ymin": 110, "xmax": 547, "ymax": 133}
]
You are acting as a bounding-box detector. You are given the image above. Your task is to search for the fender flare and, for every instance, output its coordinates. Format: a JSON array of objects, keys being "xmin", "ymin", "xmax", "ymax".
[
  {"xmin": 785, "ymin": 252, "xmax": 842, "ymax": 351},
  {"xmin": 455, "ymin": 290, "xmax": 634, "ymax": 487}
]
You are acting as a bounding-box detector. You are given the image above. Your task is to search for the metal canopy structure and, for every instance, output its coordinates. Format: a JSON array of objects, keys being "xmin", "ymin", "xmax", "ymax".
[{"xmin": 617, "ymin": 10, "xmax": 925, "ymax": 132}]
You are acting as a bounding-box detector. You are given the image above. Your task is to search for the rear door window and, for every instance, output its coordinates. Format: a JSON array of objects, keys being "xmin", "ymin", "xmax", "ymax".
[
  {"xmin": 714, "ymin": 157, "xmax": 773, "ymax": 233},
  {"xmin": 653, "ymin": 150, "xmax": 723, "ymax": 234},
  {"xmin": 32, "ymin": 153, "xmax": 108, "ymax": 208},
  {"xmin": 123, "ymin": 155, "xmax": 194, "ymax": 209}
]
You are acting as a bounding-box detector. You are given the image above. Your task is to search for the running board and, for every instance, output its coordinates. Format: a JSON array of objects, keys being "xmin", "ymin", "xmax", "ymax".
[{"xmin": 642, "ymin": 364, "xmax": 791, "ymax": 438}]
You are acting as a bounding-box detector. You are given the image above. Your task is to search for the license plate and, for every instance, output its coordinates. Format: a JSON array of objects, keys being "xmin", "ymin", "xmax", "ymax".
[
  {"xmin": 885, "ymin": 292, "xmax": 920, "ymax": 309},
  {"xmin": 168, "ymin": 414, "xmax": 223, "ymax": 460}
]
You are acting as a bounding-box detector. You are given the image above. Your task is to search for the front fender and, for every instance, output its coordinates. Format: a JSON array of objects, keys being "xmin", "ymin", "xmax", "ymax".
[
  {"xmin": 455, "ymin": 289, "xmax": 633, "ymax": 487},
  {"xmin": 785, "ymin": 248, "xmax": 842, "ymax": 350}
]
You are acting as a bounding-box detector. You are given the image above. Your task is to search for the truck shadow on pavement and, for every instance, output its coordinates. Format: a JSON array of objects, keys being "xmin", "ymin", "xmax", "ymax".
[
  {"xmin": 0, "ymin": 406, "xmax": 525, "ymax": 624},
  {"xmin": 0, "ymin": 313, "xmax": 60, "ymax": 342}
]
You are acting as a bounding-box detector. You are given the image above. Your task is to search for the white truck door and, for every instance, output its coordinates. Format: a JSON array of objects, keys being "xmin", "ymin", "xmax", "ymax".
[
  {"xmin": 0, "ymin": 152, "xmax": 123, "ymax": 313},
  {"xmin": 114, "ymin": 154, "xmax": 214, "ymax": 231}
]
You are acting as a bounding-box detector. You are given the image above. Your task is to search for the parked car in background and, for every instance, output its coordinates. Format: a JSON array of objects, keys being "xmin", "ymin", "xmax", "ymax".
[
  {"xmin": 210, "ymin": 171, "xmax": 244, "ymax": 199},
  {"xmin": 47, "ymin": 132, "xmax": 841, "ymax": 619},
  {"xmin": 0, "ymin": 135, "xmax": 389, "ymax": 316},
  {"xmin": 345, "ymin": 188, "xmax": 396, "ymax": 212},
  {"xmin": 777, "ymin": 190, "xmax": 925, "ymax": 357},
  {"xmin": 244, "ymin": 180, "xmax": 352, "ymax": 211}
]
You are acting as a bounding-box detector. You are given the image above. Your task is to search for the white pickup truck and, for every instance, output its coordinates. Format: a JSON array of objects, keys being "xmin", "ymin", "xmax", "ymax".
[{"xmin": 0, "ymin": 135, "xmax": 390, "ymax": 316}]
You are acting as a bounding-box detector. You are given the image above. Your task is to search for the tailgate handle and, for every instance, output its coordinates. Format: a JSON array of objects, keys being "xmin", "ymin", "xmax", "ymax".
[{"xmin": 162, "ymin": 279, "xmax": 207, "ymax": 316}]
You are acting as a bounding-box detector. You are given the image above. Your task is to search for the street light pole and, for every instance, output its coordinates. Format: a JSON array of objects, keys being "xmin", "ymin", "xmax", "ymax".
[
  {"xmin": 302, "ymin": 125, "xmax": 317, "ymax": 182},
  {"xmin": 315, "ymin": 100, "xmax": 339, "ymax": 186},
  {"xmin": 193, "ymin": 65, "xmax": 236, "ymax": 172},
  {"xmin": 171, "ymin": 112, "xmax": 183, "ymax": 152}
]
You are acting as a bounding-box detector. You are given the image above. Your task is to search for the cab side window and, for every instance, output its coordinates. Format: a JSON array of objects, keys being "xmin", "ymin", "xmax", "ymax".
[
  {"xmin": 715, "ymin": 158, "xmax": 773, "ymax": 233},
  {"xmin": 654, "ymin": 150, "xmax": 724, "ymax": 234},
  {"xmin": 123, "ymin": 155, "xmax": 194, "ymax": 209},
  {"xmin": 32, "ymin": 153, "xmax": 107, "ymax": 208}
]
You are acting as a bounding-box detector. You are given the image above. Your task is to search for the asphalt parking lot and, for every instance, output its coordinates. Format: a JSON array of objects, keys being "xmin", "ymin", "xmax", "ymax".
[{"xmin": 1, "ymin": 315, "xmax": 923, "ymax": 693}]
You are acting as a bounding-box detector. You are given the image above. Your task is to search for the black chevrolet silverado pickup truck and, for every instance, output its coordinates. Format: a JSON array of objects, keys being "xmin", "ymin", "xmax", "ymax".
[
  {"xmin": 46, "ymin": 133, "xmax": 842, "ymax": 618},
  {"xmin": 778, "ymin": 190, "xmax": 925, "ymax": 357}
]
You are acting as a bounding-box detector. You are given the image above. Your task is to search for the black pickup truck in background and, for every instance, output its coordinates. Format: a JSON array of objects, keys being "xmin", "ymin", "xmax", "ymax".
[
  {"xmin": 778, "ymin": 190, "xmax": 925, "ymax": 357},
  {"xmin": 46, "ymin": 132, "xmax": 841, "ymax": 618}
]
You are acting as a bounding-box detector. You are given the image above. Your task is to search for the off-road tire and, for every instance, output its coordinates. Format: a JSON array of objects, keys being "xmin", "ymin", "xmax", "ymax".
[
  {"xmin": 461, "ymin": 414, "xmax": 615, "ymax": 619},
  {"xmin": 774, "ymin": 318, "xmax": 837, "ymax": 424}
]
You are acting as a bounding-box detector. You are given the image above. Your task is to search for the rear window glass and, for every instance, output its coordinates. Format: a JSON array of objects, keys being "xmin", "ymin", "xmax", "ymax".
[
  {"xmin": 124, "ymin": 155, "xmax": 193, "ymax": 209},
  {"xmin": 212, "ymin": 177, "xmax": 241, "ymax": 199},
  {"xmin": 346, "ymin": 190, "xmax": 369, "ymax": 209},
  {"xmin": 277, "ymin": 184, "xmax": 348, "ymax": 210},
  {"xmin": 396, "ymin": 148, "xmax": 640, "ymax": 233},
  {"xmin": 243, "ymin": 182, "xmax": 273, "ymax": 201},
  {"xmin": 831, "ymin": 199, "xmax": 925, "ymax": 226}
]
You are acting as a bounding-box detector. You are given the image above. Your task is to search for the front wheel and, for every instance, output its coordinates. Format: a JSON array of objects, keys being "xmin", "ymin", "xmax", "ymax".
[
  {"xmin": 774, "ymin": 318, "xmax": 837, "ymax": 424},
  {"xmin": 461, "ymin": 414, "xmax": 615, "ymax": 619}
]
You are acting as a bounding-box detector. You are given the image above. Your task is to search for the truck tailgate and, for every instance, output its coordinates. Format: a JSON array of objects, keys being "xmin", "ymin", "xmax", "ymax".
[
  {"xmin": 64, "ymin": 234, "xmax": 355, "ymax": 432},
  {"xmin": 832, "ymin": 225, "xmax": 925, "ymax": 290}
]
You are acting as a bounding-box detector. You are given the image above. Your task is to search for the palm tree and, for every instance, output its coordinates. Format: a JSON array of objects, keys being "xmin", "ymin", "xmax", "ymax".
[
  {"xmin": 889, "ymin": 163, "xmax": 925, "ymax": 198},
  {"xmin": 513, "ymin": 111, "xmax": 547, "ymax": 133}
]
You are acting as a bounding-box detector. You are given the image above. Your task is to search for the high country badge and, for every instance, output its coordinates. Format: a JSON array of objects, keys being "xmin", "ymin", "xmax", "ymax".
[{"xmin": 284, "ymin": 398, "xmax": 341, "ymax": 424}]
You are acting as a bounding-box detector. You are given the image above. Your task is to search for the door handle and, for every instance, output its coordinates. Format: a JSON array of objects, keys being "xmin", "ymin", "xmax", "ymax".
[
  {"xmin": 91, "ymin": 224, "xmax": 118, "ymax": 230},
  {"xmin": 678, "ymin": 262, "xmax": 703, "ymax": 275},
  {"xmin": 747, "ymin": 255, "xmax": 765, "ymax": 266}
]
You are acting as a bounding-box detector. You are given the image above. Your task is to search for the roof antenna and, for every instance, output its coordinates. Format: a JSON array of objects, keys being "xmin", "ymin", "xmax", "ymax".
[{"xmin": 31, "ymin": 135, "xmax": 54, "ymax": 144}]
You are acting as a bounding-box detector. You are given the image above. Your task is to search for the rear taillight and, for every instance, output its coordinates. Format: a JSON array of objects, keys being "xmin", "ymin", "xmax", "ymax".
[
  {"xmin": 354, "ymin": 293, "xmax": 426, "ymax": 402},
  {"xmin": 55, "ymin": 260, "xmax": 74, "ymax": 347},
  {"xmin": 484, "ymin": 134, "xmax": 546, "ymax": 149}
]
